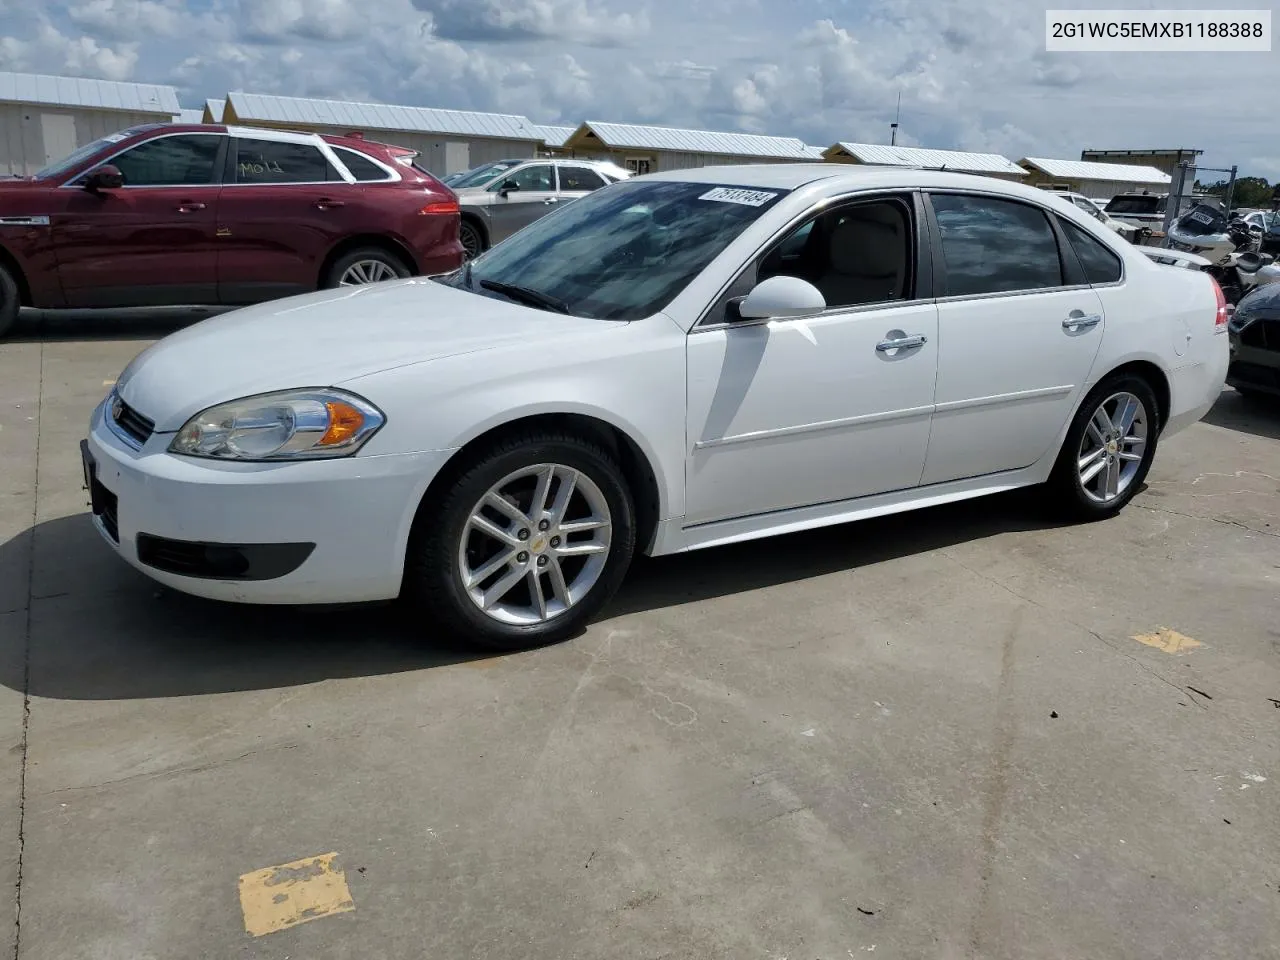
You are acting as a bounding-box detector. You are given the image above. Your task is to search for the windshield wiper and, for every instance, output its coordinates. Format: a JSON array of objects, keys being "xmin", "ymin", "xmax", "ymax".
[{"xmin": 479, "ymin": 279, "xmax": 570, "ymax": 314}]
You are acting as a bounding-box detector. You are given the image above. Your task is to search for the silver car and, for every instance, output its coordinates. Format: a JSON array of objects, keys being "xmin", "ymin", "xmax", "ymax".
[{"xmin": 451, "ymin": 158, "xmax": 631, "ymax": 259}]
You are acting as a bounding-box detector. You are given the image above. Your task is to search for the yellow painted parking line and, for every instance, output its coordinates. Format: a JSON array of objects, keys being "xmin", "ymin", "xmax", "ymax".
[
  {"xmin": 102, "ymin": 379, "xmax": 116, "ymax": 386},
  {"xmin": 1132, "ymin": 627, "xmax": 1202, "ymax": 655},
  {"xmin": 238, "ymin": 852, "xmax": 354, "ymax": 937}
]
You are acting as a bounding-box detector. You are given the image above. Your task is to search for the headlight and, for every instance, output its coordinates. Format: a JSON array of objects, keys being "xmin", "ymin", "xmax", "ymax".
[{"xmin": 168, "ymin": 389, "xmax": 385, "ymax": 461}]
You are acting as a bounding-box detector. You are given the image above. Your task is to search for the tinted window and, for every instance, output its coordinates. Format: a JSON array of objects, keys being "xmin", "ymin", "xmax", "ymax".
[
  {"xmin": 334, "ymin": 147, "xmax": 390, "ymax": 181},
  {"xmin": 449, "ymin": 160, "xmax": 521, "ymax": 188},
  {"xmin": 559, "ymin": 166, "xmax": 606, "ymax": 191},
  {"xmin": 1060, "ymin": 219, "xmax": 1123, "ymax": 284},
  {"xmin": 442, "ymin": 179, "xmax": 786, "ymax": 322},
  {"xmin": 490, "ymin": 164, "xmax": 554, "ymax": 192},
  {"xmin": 111, "ymin": 134, "xmax": 221, "ymax": 186},
  {"xmin": 931, "ymin": 193, "xmax": 1063, "ymax": 296},
  {"xmin": 760, "ymin": 199, "xmax": 911, "ymax": 308},
  {"xmin": 35, "ymin": 126, "xmax": 160, "ymax": 180},
  {"xmin": 1105, "ymin": 196, "xmax": 1160, "ymax": 215},
  {"xmin": 235, "ymin": 140, "xmax": 338, "ymax": 183}
]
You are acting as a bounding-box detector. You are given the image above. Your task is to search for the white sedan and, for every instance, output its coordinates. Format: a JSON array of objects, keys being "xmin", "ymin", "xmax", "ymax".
[{"xmin": 83, "ymin": 165, "xmax": 1229, "ymax": 648}]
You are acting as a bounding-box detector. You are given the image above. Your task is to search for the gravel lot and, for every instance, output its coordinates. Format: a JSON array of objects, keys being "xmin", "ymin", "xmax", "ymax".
[{"xmin": 2, "ymin": 309, "xmax": 1279, "ymax": 959}]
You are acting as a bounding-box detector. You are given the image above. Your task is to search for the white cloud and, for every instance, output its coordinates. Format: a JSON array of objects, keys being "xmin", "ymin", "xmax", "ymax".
[{"xmin": 68, "ymin": 0, "xmax": 184, "ymax": 41}]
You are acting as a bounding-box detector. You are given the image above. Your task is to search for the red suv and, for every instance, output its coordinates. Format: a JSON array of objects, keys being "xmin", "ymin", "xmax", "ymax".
[{"xmin": 0, "ymin": 123, "xmax": 464, "ymax": 336}]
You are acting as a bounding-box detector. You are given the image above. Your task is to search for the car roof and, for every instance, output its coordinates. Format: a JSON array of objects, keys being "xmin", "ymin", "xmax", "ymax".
[{"xmin": 645, "ymin": 162, "xmax": 1071, "ymax": 204}]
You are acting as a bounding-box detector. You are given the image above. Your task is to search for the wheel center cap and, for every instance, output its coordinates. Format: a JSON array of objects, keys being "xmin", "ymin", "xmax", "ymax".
[
  {"xmin": 1105, "ymin": 439, "xmax": 1118, "ymax": 455},
  {"xmin": 531, "ymin": 537, "xmax": 548, "ymax": 553}
]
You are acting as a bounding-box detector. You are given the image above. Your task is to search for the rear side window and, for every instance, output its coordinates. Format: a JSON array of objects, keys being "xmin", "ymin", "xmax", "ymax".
[
  {"xmin": 334, "ymin": 147, "xmax": 391, "ymax": 182},
  {"xmin": 930, "ymin": 193, "xmax": 1063, "ymax": 296},
  {"xmin": 558, "ymin": 166, "xmax": 607, "ymax": 191},
  {"xmin": 111, "ymin": 134, "xmax": 221, "ymax": 186},
  {"xmin": 234, "ymin": 139, "xmax": 339, "ymax": 184},
  {"xmin": 1105, "ymin": 196, "xmax": 1159, "ymax": 215},
  {"xmin": 1060, "ymin": 219, "xmax": 1123, "ymax": 284}
]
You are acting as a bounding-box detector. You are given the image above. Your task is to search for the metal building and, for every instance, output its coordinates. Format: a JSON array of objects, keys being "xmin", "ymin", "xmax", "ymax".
[
  {"xmin": 219, "ymin": 91, "xmax": 546, "ymax": 176},
  {"xmin": 528, "ymin": 124, "xmax": 576, "ymax": 157},
  {"xmin": 202, "ymin": 98, "xmax": 226, "ymax": 123},
  {"xmin": 173, "ymin": 108, "xmax": 205, "ymax": 124},
  {"xmin": 1019, "ymin": 157, "xmax": 1171, "ymax": 200},
  {"xmin": 0, "ymin": 69, "xmax": 180, "ymax": 176},
  {"xmin": 562, "ymin": 121, "xmax": 822, "ymax": 173},
  {"xmin": 822, "ymin": 142, "xmax": 1028, "ymax": 180},
  {"xmin": 1079, "ymin": 148, "xmax": 1202, "ymax": 179}
]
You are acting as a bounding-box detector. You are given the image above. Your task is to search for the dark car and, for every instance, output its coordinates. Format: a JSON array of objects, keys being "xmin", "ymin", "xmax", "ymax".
[
  {"xmin": 1226, "ymin": 281, "xmax": 1280, "ymax": 399},
  {"xmin": 0, "ymin": 123, "xmax": 464, "ymax": 337}
]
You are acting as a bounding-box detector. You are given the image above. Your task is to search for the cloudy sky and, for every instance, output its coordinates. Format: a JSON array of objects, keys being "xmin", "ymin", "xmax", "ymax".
[{"xmin": 0, "ymin": 0, "xmax": 1273, "ymax": 180}]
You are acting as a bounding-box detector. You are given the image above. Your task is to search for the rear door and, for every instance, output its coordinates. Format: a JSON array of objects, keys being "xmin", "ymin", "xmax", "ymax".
[
  {"xmin": 53, "ymin": 132, "xmax": 225, "ymax": 307},
  {"xmin": 555, "ymin": 164, "xmax": 610, "ymax": 207},
  {"xmin": 920, "ymin": 191, "xmax": 1106, "ymax": 486},
  {"xmin": 214, "ymin": 135, "xmax": 353, "ymax": 304},
  {"xmin": 483, "ymin": 163, "xmax": 558, "ymax": 243}
]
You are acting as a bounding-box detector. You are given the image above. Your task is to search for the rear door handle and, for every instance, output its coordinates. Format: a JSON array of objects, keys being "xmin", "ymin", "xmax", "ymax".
[
  {"xmin": 1063, "ymin": 312, "xmax": 1102, "ymax": 331},
  {"xmin": 876, "ymin": 334, "xmax": 928, "ymax": 352},
  {"xmin": 543, "ymin": 197, "xmax": 559, "ymax": 205},
  {"xmin": 176, "ymin": 202, "xmax": 206, "ymax": 213},
  {"xmin": 314, "ymin": 198, "xmax": 346, "ymax": 210}
]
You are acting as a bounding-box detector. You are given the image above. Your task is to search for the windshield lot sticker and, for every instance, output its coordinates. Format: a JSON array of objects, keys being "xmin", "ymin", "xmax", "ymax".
[{"xmin": 699, "ymin": 187, "xmax": 778, "ymax": 207}]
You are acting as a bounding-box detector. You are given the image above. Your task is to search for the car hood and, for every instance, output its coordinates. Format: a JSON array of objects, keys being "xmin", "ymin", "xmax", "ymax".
[{"xmin": 117, "ymin": 278, "xmax": 614, "ymax": 431}]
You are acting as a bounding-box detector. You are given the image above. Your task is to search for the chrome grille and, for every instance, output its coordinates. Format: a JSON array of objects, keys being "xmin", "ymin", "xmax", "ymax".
[{"xmin": 108, "ymin": 392, "xmax": 155, "ymax": 448}]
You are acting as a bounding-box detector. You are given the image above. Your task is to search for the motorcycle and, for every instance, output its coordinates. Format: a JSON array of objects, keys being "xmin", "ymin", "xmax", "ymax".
[{"xmin": 1165, "ymin": 203, "xmax": 1280, "ymax": 304}]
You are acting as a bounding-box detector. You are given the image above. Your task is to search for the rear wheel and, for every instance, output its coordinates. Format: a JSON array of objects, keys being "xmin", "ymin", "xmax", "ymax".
[
  {"xmin": 403, "ymin": 432, "xmax": 636, "ymax": 650},
  {"xmin": 0, "ymin": 263, "xmax": 19, "ymax": 339},
  {"xmin": 323, "ymin": 247, "xmax": 410, "ymax": 288},
  {"xmin": 459, "ymin": 220, "xmax": 485, "ymax": 261},
  {"xmin": 1046, "ymin": 373, "xmax": 1160, "ymax": 521}
]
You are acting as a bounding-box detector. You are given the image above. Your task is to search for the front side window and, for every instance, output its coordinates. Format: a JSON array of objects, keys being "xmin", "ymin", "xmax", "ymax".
[
  {"xmin": 110, "ymin": 134, "xmax": 222, "ymax": 186},
  {"xmin": 559, "ymin": 166, "xmax": 607, "ymax": 192},
  {"xmin": 1059, "ymin": 219, "xmax": 1123, "ymax": 284},
  {"xmin": 234, "ymin": 139, "xmax": 339, "ymax": 184},
  {"xmin": 931, "ymin": 193, "xmax": 1063, "ymax": 297},
  {"xmin": 36, "ymin": 126, "xmax": 161, "ymax": 181},
  {"xmin": 443, "ymin": 179, "xmax": 788, "ymax": 321},
  {"xmin": 758, "ymin": 198, "xmax": 912, "ymax": 308},
  {"xmin": 489, "ymin": 164, "xmax": 554, "ymax": 193}
]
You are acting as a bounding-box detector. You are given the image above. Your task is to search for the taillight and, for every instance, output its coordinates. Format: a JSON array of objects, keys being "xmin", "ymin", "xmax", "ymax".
[
  {"xmin": 420, "ymin": 199, "xmax": 459, "ymax": 215},
  {"xmin": 1210, "ymin": 275, "xmax": 1229, "ymax": 333}
]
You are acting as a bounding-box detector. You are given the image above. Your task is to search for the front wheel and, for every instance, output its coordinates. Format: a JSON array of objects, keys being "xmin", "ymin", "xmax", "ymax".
[
  {"xmin": 1046, "ymin": 374, "xmax": 1160, "ymax": 521},
  {"xmin": 0, "ymin": 262, "xmax": 19, "ymax": 339},
  {"xmin": 403, "ymin": 433, "xmax": 636, "ymax": 650}
]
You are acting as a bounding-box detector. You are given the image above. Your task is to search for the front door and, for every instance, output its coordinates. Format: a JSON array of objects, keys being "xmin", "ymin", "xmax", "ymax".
[
  {"xmin": 484, "ymin": 163, "xmax": 558, "ymax": 243},
  {"xmin": 685, "ymin": 194, "xmax": 939, "ymax": 525},
  {"xmin": 920, "ymin": 191, "xmax": 1107, "ymax": 486},
  {"xmin": 215, "ymin": 135, "xmax": 351, "ymax": 303},
  {"xmin": 53, "ymin": 132, "xmax": 224, "ymax": 307}
]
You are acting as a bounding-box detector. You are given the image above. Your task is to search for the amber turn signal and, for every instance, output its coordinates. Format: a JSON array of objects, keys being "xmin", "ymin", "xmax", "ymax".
[{"xmin": 319, "ymin": 401, "xmax": 366, "ymax": 446}]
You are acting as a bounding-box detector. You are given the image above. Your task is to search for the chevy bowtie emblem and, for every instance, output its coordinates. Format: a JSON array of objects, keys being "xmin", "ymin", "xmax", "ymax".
[{"xmin": 111, "ymin": 395, "xmax": 124, "ymax": 422}]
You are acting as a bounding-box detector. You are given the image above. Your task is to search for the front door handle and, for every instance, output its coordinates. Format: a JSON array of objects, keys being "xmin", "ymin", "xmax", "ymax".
[
  {"xmin": 176, "ymin": 202, "xmax": 206, "ymax": 213},
  {"xmin": 1063, "ymin": 312, "xmax": 1102, "ymax": 331},
  {"xmin": 876, "ymin": 334, "xmax": 928, "ymax": 352}
]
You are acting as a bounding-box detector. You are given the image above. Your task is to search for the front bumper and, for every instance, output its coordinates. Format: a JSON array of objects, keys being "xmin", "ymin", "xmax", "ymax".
[{"xmin": 84, "ymin": 397, "xmax": 454, "ymax": 604}]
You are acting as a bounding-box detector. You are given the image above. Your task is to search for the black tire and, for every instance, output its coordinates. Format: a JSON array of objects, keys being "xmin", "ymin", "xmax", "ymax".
[
  {"xmin": 403, "ymin": 431, "xmax": 637, "ymax": 650},
  {"xmin": 459, "ymin": 219, "xmax": 485, "ymax": 261},
  {"xmin": 1045, "ymin": 373, "xmax": 1160, "ymax": 521},
  {"xmin": 322, "ymin": 246, "xmax": 411, "ymax": 289},
  {"xmin": 0, "ymin": 262, "xmax": 19, "ymax": 339}
]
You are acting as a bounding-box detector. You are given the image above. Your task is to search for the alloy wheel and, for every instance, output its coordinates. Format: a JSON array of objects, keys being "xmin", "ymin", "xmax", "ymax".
[
  {"xmin": 339, "ymin": 259, "xmax": 399, "ymax": 285},
  {"xmin": 460, "ymin": 224, "xmax": 482, "ymax": 261},
  {"xmin": 1076, "ymin": 391, "xmax": 1148, "ymax": 503},
  {"xmin": 457, "ymin": 463, "xmax": 612, "ymax": 626}
]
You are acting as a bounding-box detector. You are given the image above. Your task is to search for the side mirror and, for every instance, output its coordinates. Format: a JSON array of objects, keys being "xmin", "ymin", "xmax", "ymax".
[
  {"xmin": 732, "ymin": 275, "xmax": 826, "ymax": 321},
  {"xmin": 84, "ymin": 165, "xmax": 123, "ymax": 191},
  {"xmin": 498, "ymin": 179, "xmax": 519, "ymax": 198}
]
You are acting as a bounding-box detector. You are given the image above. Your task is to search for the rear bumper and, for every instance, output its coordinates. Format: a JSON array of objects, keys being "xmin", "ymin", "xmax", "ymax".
[
  {"xmin": 84, "ymin": 396, "xmax": 454, "ymax": 604},
  {"xmin": 1164, "ymin": 333, "xmax": 1230, "ymax": 437}
]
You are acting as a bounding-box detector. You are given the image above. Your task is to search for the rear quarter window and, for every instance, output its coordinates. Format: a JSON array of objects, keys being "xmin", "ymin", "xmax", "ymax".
[{"xmin": 1059, "ymin": 218, "xmax": 1124, "ymax": 284}]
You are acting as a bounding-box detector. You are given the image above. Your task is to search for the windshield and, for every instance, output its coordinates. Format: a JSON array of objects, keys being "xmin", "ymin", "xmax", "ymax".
[
  {"xmin": 32, "ymin": 126, "xmax": 151, "ymax": 180},
  {"xmin": 1105, "ymin": 196, "xmax": 1161, "ymax": 215},
  {"xmin": 449, "ymin": 160, "xmax": 524, "ymax": 189},
  {"xmin": 1177, "ymin": 203, "xmax": 1229, "ymax": 236},
  {"xmin": 443, "ymin": 178, "xmax": 788, "ymax": 322}
]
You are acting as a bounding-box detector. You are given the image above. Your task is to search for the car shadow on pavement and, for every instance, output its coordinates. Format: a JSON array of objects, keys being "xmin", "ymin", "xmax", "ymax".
[
  {"xmin": 1202, "ymin": 387, "xmax": 1280, "ymax": 441},
  {"xmin": 2, "ymin": 491, "xmax": 1066, "ymax": 702},
  {"xmin": 9, "ymin": 306, "xmax": 227, "ymax": 344}
]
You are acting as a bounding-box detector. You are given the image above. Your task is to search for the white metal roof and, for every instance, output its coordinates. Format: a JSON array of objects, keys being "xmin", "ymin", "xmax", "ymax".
[
  {"xmin": 1021, "ymin": 157, "xmax": 1171, "ymax": 185},
  {"xmin": 204, "ymin": 98, "xmax": 226, "ymax": 122},
  {"xmin": 226, "ymin": 91, "xmax": 544, "ymax": 142},
  {"xmin": 829, "ymin": 141, "xmax": 1027, "ymax": 176},
  {"xmin": 800, "ymin": 144, "xmax": 826, "ymax": 160},
  {"xmin": 528, "ymin": 124, "xmax": 576, "ymax": 148},
  {"xmin": 0, "ymin": 69, "xmax": 179, "ymax": 114},
  {"xmin": 174, "ymin": 108, "xmax": 205, "ymax": 124},
  {"xmin": 577, "ymin": 121, "xmax": 816, "ymax": 160}
]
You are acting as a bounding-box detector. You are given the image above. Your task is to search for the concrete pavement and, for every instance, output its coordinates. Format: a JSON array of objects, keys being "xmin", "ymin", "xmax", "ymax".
[{"xmin": 2, "ymin": 311, "xmax": 1278, "ymax": 959}]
